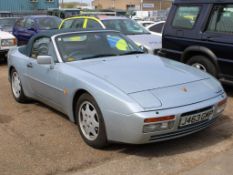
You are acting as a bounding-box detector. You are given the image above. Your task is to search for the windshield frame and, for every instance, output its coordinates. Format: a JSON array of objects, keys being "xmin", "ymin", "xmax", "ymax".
[
  {"xmin": 54, "ymin": 31, "xmax": 144, "ymax": 63},
  {"xmin": 102, "ymin": 18, "xmax": 151, "ymax": 35}
]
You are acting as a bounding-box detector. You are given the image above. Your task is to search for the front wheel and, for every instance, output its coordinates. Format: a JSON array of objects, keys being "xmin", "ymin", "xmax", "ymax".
[
  {"xmin": 75, "ymin": 93, "xmax": 108, "ymax": 148},
  {"xmin": 187, "ymin": 55, "xmax": 217, "ymax": 77},
  {"xmin": 10, "ymin": 68, "xmax": 28, "ymax": 103}
]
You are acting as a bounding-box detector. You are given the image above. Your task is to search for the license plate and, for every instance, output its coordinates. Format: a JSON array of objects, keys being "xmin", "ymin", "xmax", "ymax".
[{"xmin": 179, "ymin": 108, "xmax": 214, "ymax": 127}]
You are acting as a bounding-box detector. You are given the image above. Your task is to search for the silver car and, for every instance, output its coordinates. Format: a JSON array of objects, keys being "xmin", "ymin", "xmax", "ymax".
[{"xmin": 8, "ymin": 30, "xmax": 227, "ymax": 148}]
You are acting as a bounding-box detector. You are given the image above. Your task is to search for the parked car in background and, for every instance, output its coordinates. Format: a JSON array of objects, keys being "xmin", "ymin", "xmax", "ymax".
[
  {"xmin": 60, "ymin": 16, "xmax": 161, "ymax": 54},
  {"xmin": 8, "ymin": 29, "xmax": 227, "ymax": 148},
  {"xmin": 0, "ymin": 30, "xmax": 16, "ymax": 61},
  {"xmin": 13, "ymin": 15, "xmax": 61, "ymax": 45},
  {"xmin": 0, "ymin": 17, "xmax": 19, "ymax": 33},
  {"xmin": 146, "ymin": 21, "xmax": 165, "ymax": 35},
  {"xmin": 137, "ymin": 20, "xmax": 156, "ymax": 27},
  {"xmin": 160, "ymin": 0, "xmax": 233, "ymax": 83}
]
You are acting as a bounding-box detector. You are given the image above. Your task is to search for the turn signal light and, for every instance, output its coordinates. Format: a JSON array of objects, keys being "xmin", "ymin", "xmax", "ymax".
[
  {"xmin": 217, "ymin": 98, "xmax": 227, "ymax": 114},
  {"xmin": 144, "ymin": 116, "xmax": 175, "ymax": 123},
  {"xmin": 218, "ymin": 98, "xmax": 227, "ymax": 107},
  {"xmin": 13, "ymin": 38, "xmax": 17, "ymax": 46}
]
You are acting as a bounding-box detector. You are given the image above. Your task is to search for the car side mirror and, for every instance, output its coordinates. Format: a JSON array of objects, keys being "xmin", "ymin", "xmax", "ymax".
[{"xmin": 37, "ymin": 55, "xmax": 55, "ymax": 69}]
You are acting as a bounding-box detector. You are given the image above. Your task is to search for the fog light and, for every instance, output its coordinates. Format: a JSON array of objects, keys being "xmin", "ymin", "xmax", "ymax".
[
  {"xmin": 143, "ymin": 124, "xmax": 161, "ymax": 133},
  {"xmin": 143, "ymin": 121, "xmax": 175, "ymax": 133},
  {"xmin": 161, "ymin": 122, "xmax": 169, "ymax": 129}
]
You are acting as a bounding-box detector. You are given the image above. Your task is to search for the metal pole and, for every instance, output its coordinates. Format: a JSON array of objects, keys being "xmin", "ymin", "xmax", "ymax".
[
  {"xmin": 61, "ymin": 0, "xmax": 64, "ymax": 8},
  {"xmin": 141, "ymin": 0, "xmax": 143, "ymax": 11},
  {"xmin": 160, "ymin": 0, "xmax": 162, "ymax": 10}
]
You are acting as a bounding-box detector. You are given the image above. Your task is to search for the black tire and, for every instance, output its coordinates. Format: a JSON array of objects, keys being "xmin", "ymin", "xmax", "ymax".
[
  {"xmin": 75, "ymin": 93, "xmax": 108, "ymax": 148},
  {"xmin": 10, "ymin": 68, "xmax": 28, "ymax": 103},
  {"xmin": 187, "ymin": 55, "xmax": 217, "ymax": 77}
]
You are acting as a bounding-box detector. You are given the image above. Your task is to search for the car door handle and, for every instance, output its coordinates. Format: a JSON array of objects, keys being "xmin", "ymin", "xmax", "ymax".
[{"xmin": 27, "ymin": 62, "xmax": 33, "ymax": 68}]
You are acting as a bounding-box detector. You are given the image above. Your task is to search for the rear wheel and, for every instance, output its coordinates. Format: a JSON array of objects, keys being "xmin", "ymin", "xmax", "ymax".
[
  {"xmin": 10, "ymin": 68, "xmax": 28, "ymax": 103},
  {"xmin": 187, "ymin": 55, "xmax": 217, "ymax": 77},
  {"xmin": 75, "ymin": 93, "xmax": 108, "ymax": 148}
]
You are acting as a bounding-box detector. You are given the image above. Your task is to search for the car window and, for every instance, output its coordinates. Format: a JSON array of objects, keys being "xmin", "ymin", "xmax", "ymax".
[
  {"xmin": 60, "ymin": 18, "xmax": 84, "ymax": 29},
  {"xmin": 149, "ymin": 23, "xmax": 164, "ymax": 33},
  {"xmin": 37, "ymin": 17, "xmax": 61, "ymax": 30},
  {"xmin": 142, "ymin": 23, "xmax": 153, "ymax": 27},
  {"xmin": 25, "ymin": 18, "xmax": 35, "ymax": 29},
  {"xmin": 15, "ymin": 18, "xmax": 25, "ymax": 27},
  {"xmin": 172, "ymin": 6, "xmax": 200, "ymax": 29},
  {"xmin": 72, "ymin": 18, "xmax": 84, "ymax": 28},
  {"xmin": 60, "ymin": 19, "xmax": 74, "ymax": 29},
  {"xmin": 86, "ymin": 19, "xmax": 102, "ymax": 29},
  {"xmin": 207, "ymin": 4, "xmax": 233, "ymax": 34},
  {"xmin": 106, "ymin": 34, "xmax": 133, "ymax": 51},
  {"xmin": 55, "ymin": 32, "xmax": 142, "ymax": 62},
  {"xmin": 102, "ymin": 19, "xmax": 150, "ymax": 35},
  {"xmin": 31, "ymin": 37, "xmax": 51, "ymax": 59}
]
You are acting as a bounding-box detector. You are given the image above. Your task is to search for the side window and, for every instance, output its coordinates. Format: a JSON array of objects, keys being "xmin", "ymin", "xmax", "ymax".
[
  {"xmin": 172, "ymin": 6, "xmax": 201, "ymax": 29},
  {"xmin": 71, "ymin": 18, "xmax": 84, "ymax": 29},
  {"xmin": 60, "ymin": 19, "xmax": 74, "ymax": 29},
  {"xmin": 25, "ymin": 19, "xmax": 35, "ymax": 29},
  {"xmin": 86, "ymin": 19, "xmax": 102, "ymax": 29},
  {"xmin": 149, "ymin": 23, "xmax": 164, "ymax": 33},
  {"xmin": 207, "ymin": 4, "xmax": 233, "ymax": 34},
  {"xmin": 15, "ymin": 18, "xmax": 25, "ymax": 27},
  {"xmin": 31, "ymin": 37, "xmax": 51, "ymax": 59}
]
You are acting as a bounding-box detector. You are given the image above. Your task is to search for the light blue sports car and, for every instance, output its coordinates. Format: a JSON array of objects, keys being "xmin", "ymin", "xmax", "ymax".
[{"xmin": 8, "ymin": 29, "xmax": 227, "ymax": 148}]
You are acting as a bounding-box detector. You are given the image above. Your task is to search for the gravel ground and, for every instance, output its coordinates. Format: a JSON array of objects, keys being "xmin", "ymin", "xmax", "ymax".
[{"xmin": 0, "ymin": 62, "xmax": 233, "ymax": 175}]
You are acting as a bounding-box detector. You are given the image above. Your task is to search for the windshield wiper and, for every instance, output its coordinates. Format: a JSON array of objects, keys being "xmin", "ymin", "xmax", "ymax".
[
  {"xmin": 81, "ymin": 53, "xmax": 117, "ymax": 60},
  {"xmin": 120, "ymin": 51, "xmax": 145, "ymax": 56}
]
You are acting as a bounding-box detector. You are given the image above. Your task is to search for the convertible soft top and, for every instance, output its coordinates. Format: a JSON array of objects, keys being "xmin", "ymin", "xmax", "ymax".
[{"xmin": 19, "ymin": 29, "xmax": 118, "ymax": 57}]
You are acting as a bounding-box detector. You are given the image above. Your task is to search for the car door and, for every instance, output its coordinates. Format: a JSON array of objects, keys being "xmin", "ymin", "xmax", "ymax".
[
  {"xmin": 201, "ymin": 4, "xmax": 233, "ymax": 80},
  {"xmin": 26, "ymin": 37, "xmax": 64, "ymax": 110}
]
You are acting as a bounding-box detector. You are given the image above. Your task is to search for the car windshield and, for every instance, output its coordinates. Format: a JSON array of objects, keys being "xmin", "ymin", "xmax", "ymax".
[
  {"xmin": 55, "ymin": 32, "xmax": 144, "ymax": 62},
  {"xmin": 102, "ymin": 19, "xmax": 150, "ymax": 35},
  {"xmin": 37, "ymin": 17, "xmax": 61, "ymax": 30}
]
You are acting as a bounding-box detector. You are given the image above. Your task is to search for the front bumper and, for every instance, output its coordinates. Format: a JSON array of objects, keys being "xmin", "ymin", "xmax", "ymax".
[{"xmin": 104, "ymin": 93, "xmax": 226, "ymax": 144}]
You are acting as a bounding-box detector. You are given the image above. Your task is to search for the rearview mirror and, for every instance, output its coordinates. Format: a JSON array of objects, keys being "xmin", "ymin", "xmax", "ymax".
[{"xmin": 37, "ymin": 55, "xmax": 55, "ymax": 69}]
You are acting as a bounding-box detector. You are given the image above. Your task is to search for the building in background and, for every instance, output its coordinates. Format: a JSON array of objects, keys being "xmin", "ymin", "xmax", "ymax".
[
  {"xmin": 92, "ymin": 0, "xmax": 172, "ymax": 10},
  {"xmin": 0, "ymin": 0, "xmax": 59, "ymax": 12}
]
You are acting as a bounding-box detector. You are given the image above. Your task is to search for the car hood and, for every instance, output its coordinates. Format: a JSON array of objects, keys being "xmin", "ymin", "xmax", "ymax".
[
  {"xmin": 127, "ymin": 34, "xmax": 161, "ymax": 50},
  {"xmin": 71, "ymin": 54, "xmax": 210, "ymax": 94}
]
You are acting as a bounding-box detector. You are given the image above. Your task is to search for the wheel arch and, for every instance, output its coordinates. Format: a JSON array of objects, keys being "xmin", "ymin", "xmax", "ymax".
[
  {"xmin": 72, "ymin": 89, "xmax": 92, "ymax": 123},
  {"xmin": 8, "ymin": 66, "xmax": 16, "ymax": 81},
  {"xmin": 181, "ymin": 46, "xmax": 220, "ymax": 73}
]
